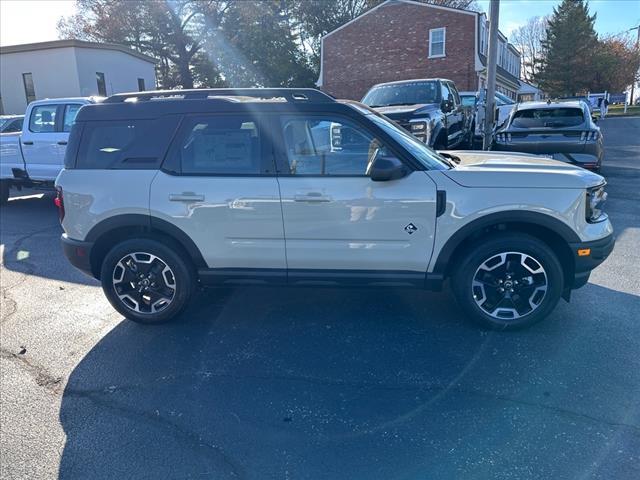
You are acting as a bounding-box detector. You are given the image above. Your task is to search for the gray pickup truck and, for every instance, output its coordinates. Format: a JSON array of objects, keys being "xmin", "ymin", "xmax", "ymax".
[{"xmin": 361, "ymin": 78, "xmax": 473, "ymax": 150}]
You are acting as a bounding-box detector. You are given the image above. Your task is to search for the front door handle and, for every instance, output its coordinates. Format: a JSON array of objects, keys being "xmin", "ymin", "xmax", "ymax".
[
  {"xmin": 294, "ymin": 192, "xmax": 331, "ymax": 203},
  {"xmin": 169, "ymin": 193, "xmax": 204, "ymax": 202},
  {"xmin": 57, "ymin": 141, "xmax": 68, "ymax": 145},
  {"xmin": 22, "ymin": 141, "xmax": 33, "ymax": 145}
]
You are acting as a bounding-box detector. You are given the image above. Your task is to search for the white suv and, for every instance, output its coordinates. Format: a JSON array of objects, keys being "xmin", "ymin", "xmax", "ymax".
[{"xmin": 56, "ymin": 89, "xmax": 614, "ymax": 330}]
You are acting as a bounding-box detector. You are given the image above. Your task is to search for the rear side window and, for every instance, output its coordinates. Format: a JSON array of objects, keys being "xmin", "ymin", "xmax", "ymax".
[
  {"xmin": 75, "ymin": 116, "xmax": 178, "ymax": 169},
  {"xmin": 174, "ymin": 115, "xmax": 263, "ymax": 175},
  {"xmin": 62, "ymin": 104, "xmax": 82, "ymax": 132},
  {"xmin": 29, "ymin": 105, "xmax": 57, "ymax": 132},
  {"xmin": 511, "ymin": 108, "xmax": 585, "ymax": 128}
]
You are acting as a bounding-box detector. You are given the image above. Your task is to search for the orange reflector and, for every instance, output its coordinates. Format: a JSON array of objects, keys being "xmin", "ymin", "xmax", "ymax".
[{"xmin": 577, "ymin": 248, "xmax": 591, "ymax": 257}]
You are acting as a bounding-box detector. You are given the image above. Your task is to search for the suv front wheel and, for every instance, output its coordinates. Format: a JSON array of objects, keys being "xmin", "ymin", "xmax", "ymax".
[
  {"xmin": 100, "ymin": 238, "xmax": 195, "ymax": 324},
  {"xmin": 452, "ymin": 233, "xmax": 564, "ymax": 330}
]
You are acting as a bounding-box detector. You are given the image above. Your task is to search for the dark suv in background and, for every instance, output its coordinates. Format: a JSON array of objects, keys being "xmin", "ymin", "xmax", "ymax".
[
  {"xmin": 362, "ymin": 78, "xmax": 472, "ymax": 150},
  {"xmin": 494, "ymin": 100, "xmax": 603, "ymax": 172}
]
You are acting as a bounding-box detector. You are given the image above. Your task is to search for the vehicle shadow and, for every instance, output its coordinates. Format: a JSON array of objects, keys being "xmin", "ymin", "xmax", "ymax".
[
  {"xmin": 58, "ymin": 283, "xmax": 640, "ymax": 479},
  {"xmin": 0, "ymin": 193, "xmax": 97, "ymax": 286}
]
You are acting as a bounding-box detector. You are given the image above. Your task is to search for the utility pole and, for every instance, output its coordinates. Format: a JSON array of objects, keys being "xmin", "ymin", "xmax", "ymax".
[
  {"xmin": 483, "ymin": 0, "xmax": 500, "ymax": 150},
  {"xmin": 629, "ymin": 25, "xmax": 639, "ymax": 106}
]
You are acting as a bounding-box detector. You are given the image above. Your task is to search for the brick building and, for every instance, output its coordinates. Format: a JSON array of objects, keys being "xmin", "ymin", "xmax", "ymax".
[{"xmin": 317, "ymin": 0, "xmax": 521, "ymax": 101}]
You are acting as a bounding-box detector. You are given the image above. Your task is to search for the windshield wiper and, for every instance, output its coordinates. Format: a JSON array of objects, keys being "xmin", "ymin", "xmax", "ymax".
[{"xmin": 438, "ymin": 152, "xmax": 460, "ymax": 168}]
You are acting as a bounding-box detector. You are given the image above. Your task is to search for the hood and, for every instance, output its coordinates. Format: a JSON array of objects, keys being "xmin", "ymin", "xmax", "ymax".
[
  {"xmin": 441, "ymin": 150, "xmax": 604, "ymax": 189},
  {"xmin": 373, "ymin": 103, "xmax": 438, "ymax": 120}
]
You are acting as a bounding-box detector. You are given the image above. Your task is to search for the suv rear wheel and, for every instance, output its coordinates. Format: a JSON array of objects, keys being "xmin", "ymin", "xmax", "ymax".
[
  {"xmin": 452, "ymin": 233, "xmax": 564, "ymax": 330},
  {"xmin": 100, "ymin": 238, "xmax": 194, "ymax": 324}
]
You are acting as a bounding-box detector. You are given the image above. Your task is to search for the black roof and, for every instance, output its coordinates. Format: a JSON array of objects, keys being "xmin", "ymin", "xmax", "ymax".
[{"xmin": 76, "ymin": 88, "xmax": 352, "ymax": 121}]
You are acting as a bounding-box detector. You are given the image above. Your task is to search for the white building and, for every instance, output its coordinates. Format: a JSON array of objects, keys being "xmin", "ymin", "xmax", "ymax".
[{"xmin": 0, "ymin": 40, "xmax": 156, "ymax": 114}]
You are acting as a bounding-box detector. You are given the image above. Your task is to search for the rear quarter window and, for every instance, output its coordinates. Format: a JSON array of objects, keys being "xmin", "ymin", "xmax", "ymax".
[
  {"xmin": 511, "ymin": 108, "xmax": 585, "ymax": 128},
  {"xmin": 75, "ymin": 116, "xmax": 179, "ymax": 169}
]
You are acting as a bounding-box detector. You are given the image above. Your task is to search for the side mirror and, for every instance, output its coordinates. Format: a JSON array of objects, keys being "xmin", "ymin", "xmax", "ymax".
[
  {"xmin": 441, "ymin": 99, "xmax": 452, "ymax": 113},
  {"xmin": 368, "ymin": 155, "xmax": 408, "ymax": 182},
  {"xmin": 592, "ymin": 115, "xmax": 598, "ymax": 124}
]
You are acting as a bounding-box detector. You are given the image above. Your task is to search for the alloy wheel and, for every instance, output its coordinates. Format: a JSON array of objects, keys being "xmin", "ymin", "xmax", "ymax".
[
  {"xmin": 471, "ymin": 251, "xmax": 548, "ymax": 321},
  {"xmin": 112, "ymin": 252, "xmax": 176, "ymax": 314}
]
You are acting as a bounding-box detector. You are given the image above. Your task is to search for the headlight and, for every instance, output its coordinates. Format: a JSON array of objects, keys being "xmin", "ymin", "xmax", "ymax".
[
  {"xmin": 586, "ymin": 184, "xmax": 608, "ymax": 223},
  {"xmin": 410, "ymin": 120, "xmax": 431, "ymax": 144}
]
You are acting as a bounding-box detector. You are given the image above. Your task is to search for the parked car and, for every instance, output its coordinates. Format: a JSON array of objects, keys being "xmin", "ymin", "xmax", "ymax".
[
  {"xmin": 459, "ymin": 91, "xmax": 516, "ymax": 145},
  {"xmin": 361, "ymin": 78, "xmax": 473, "ymax": 150},
  {"xmin": 494, "ymin": 100, "xmax": 603, "ymax": 172},
  {"xmin": 0, "ymin": 115, "xmax": 24, "ymax": 134},
  {"xmin": 57, "ymin": 88, "xmax": 613, "ymax": 330},
  {"xmin": 0, "ymin": 98, "xmax": 98, "ymax": 204}
]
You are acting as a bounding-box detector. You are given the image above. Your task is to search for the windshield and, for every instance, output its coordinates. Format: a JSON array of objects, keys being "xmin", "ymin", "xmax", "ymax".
[
  {"xmin": 362, "ymin": 81, "xmax": 440, "ymax": 108},
  {"xmin": 364, "ymin": 111, "xmax": 449, "ymax": 170},
  {"xmin": 511, "ymin": 107, "xmax": 585, "ymax": 128}
]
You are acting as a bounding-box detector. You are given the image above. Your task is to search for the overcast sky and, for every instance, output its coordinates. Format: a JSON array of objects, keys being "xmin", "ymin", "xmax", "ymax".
[{"xmin": 1, "ymin": 0, "xmax": 639, "ymax": 47}]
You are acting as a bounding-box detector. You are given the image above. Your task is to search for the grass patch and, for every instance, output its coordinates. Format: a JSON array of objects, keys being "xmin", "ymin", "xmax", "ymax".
[{"xmin": 599, "ymin": 105, "xmax": 640, "ymax": 117}]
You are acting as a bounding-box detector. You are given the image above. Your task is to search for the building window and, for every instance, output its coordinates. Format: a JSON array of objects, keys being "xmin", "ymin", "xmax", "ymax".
[
  {"xmin": 429, "ymin": 27, "xmax": 446, "ymax": 58},
  {"xmin": 96, "ymin": 72, "xmax": 107, "ymax": 96},
  {"xmin": 137, "ymin": 78, "xmax": 146, "ymax": 92},
  {"xmin": 22, "ymin": 73, "xmax": 36, "ymax": 105}
]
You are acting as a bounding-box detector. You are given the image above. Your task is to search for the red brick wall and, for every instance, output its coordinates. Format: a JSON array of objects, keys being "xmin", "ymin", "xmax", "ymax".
[{"xmin": 321, "ymin": 2, "xmax": 478, "ymax": 100}]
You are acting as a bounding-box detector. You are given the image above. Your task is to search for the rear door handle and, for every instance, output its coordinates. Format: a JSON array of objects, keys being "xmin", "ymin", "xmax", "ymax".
[
  {"xmin": 57, "ymin": 141, "xmax": 68, "ymax": 145},
  {"xmin": 294, "ymin": 192, "xmax": 331, "ymax": 203},
  {"xmin": 22, "ymin": 141, "xmax": 33, "ymax": 145},
  {"xmin": 169, "ymin": 193, "xmax": 204, "ymax": 202}
]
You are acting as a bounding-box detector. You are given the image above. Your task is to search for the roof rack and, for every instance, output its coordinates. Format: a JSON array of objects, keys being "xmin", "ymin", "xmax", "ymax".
[{"xmin": 103, "ymin": 88, "xmax": 335, "ymax": 104}]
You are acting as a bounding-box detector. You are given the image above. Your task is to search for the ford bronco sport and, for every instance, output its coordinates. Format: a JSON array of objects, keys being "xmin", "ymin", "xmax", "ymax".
[{"xmin": 57, "ymin": 88, "xmax": 614, "ymax": 330}]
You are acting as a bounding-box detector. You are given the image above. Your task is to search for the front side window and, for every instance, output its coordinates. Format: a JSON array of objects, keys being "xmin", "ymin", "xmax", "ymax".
[
  {"xmin": 364, "ymin": 113, "xmax": 449, "ymax": 171},
  {"xmin": 62, "ymin": 104, "xmax": 82, "ymax": 132},
  {"xmin": 29, "ymin": 105, "xmax": 56, "ymax": 133},
  {"xmin": 177, "ymin": 115, "xmax": 262, "ymax": 175},
  {"xmin": 362, "ymin": 81, "xmax": 440, "ymax": 107},
  {"xmin": 429, "ymin": 27, "xmax": 446, "ymax": 57},
  {"xmin": 22, "ymin": 73, "xmax": 36, "ymax": 104},
  {"xmin": 280, "ymin": 116, "xmax": 387, "ymax": 176},
  {"xmin": 96, "ymin": 72, "xmax": 107, "ymax": 96},
  {"xmin": 441, "ymin": 82, "xmax": 452, "ymax": 103},
  {"xmin": 511, "ymin": 108, "xmax": 586, "ymax": 129}
]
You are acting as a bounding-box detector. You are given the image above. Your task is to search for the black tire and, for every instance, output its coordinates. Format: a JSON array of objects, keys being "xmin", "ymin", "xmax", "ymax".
[
  {"xmin": 100, "ymin": 238, "xmax": 195, "ymax": 324},
  {"xmin": 451, "ymin": 233, "xmax": 564, "ymax": 330},
  {"xmin": 433, "ymin": 133, "xmax": 447, "ymax": 150},
  {"xmin": 0, "ymin": 180, "xmax": 10, "ymax": 205},
  {"xmin": 465, "ymin": 125, "xmax": 474, "ymax": 149}
]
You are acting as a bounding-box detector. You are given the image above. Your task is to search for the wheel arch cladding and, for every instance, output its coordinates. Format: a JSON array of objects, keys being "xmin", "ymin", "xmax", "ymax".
[
  {"xmin": 434, "ymin": 211, "xmax": 579, "ymax": 286},
  {"xmin": 85, "ymin": 214, "xmax": 207, "ymax": 278}
]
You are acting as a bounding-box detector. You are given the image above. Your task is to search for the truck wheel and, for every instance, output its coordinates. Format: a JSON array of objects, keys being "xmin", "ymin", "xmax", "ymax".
[
  {"xmin": 433, "ymin": 133, "xmax": 447, "ymax": 150},
  {"xmin": 465, "ymin": 124, "xmax": 475, "ymax": 149},
  {"xmin": 100, "ymin": 238, "xmax": 195, "ymax": 324},
  {"xmin": 0, "ymin": 180, "xmax": 10, "ymax": 205},
  {"xmin": 452, "ymin": 233, "xmax": 564, "ymax": 330}
]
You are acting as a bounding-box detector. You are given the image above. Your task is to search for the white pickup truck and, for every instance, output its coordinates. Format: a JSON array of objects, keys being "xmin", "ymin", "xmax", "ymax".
[{"xmin": 0, "ymin": 97, "xmax": 98, "ymax": 204}]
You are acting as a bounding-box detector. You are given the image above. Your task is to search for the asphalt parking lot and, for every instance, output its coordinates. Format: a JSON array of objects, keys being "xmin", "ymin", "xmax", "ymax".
[{"xmin": 1, "ymin": 117, "xmax": 639, "ymax": 480}]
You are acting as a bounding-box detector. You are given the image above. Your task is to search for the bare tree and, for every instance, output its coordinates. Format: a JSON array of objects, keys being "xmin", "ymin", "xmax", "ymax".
[{"xmin": 511, "ymin": 16, "xmax": 548, "ymax": 84}]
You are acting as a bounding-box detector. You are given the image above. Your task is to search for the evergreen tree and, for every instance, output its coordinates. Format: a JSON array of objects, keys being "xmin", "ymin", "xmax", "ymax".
[{"xmin": 535, "ymin": 0, "xmax": 599, "ymax": 96}]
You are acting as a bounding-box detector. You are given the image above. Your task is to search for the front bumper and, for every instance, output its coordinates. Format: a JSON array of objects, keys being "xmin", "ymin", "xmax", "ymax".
[
  {"xmin": 61, "ymin": 234, "xmax": 95, "ymax": 278},
  {"xmin": 568, "ymin": 233, "xmax": 615, "ymax": 289}
]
